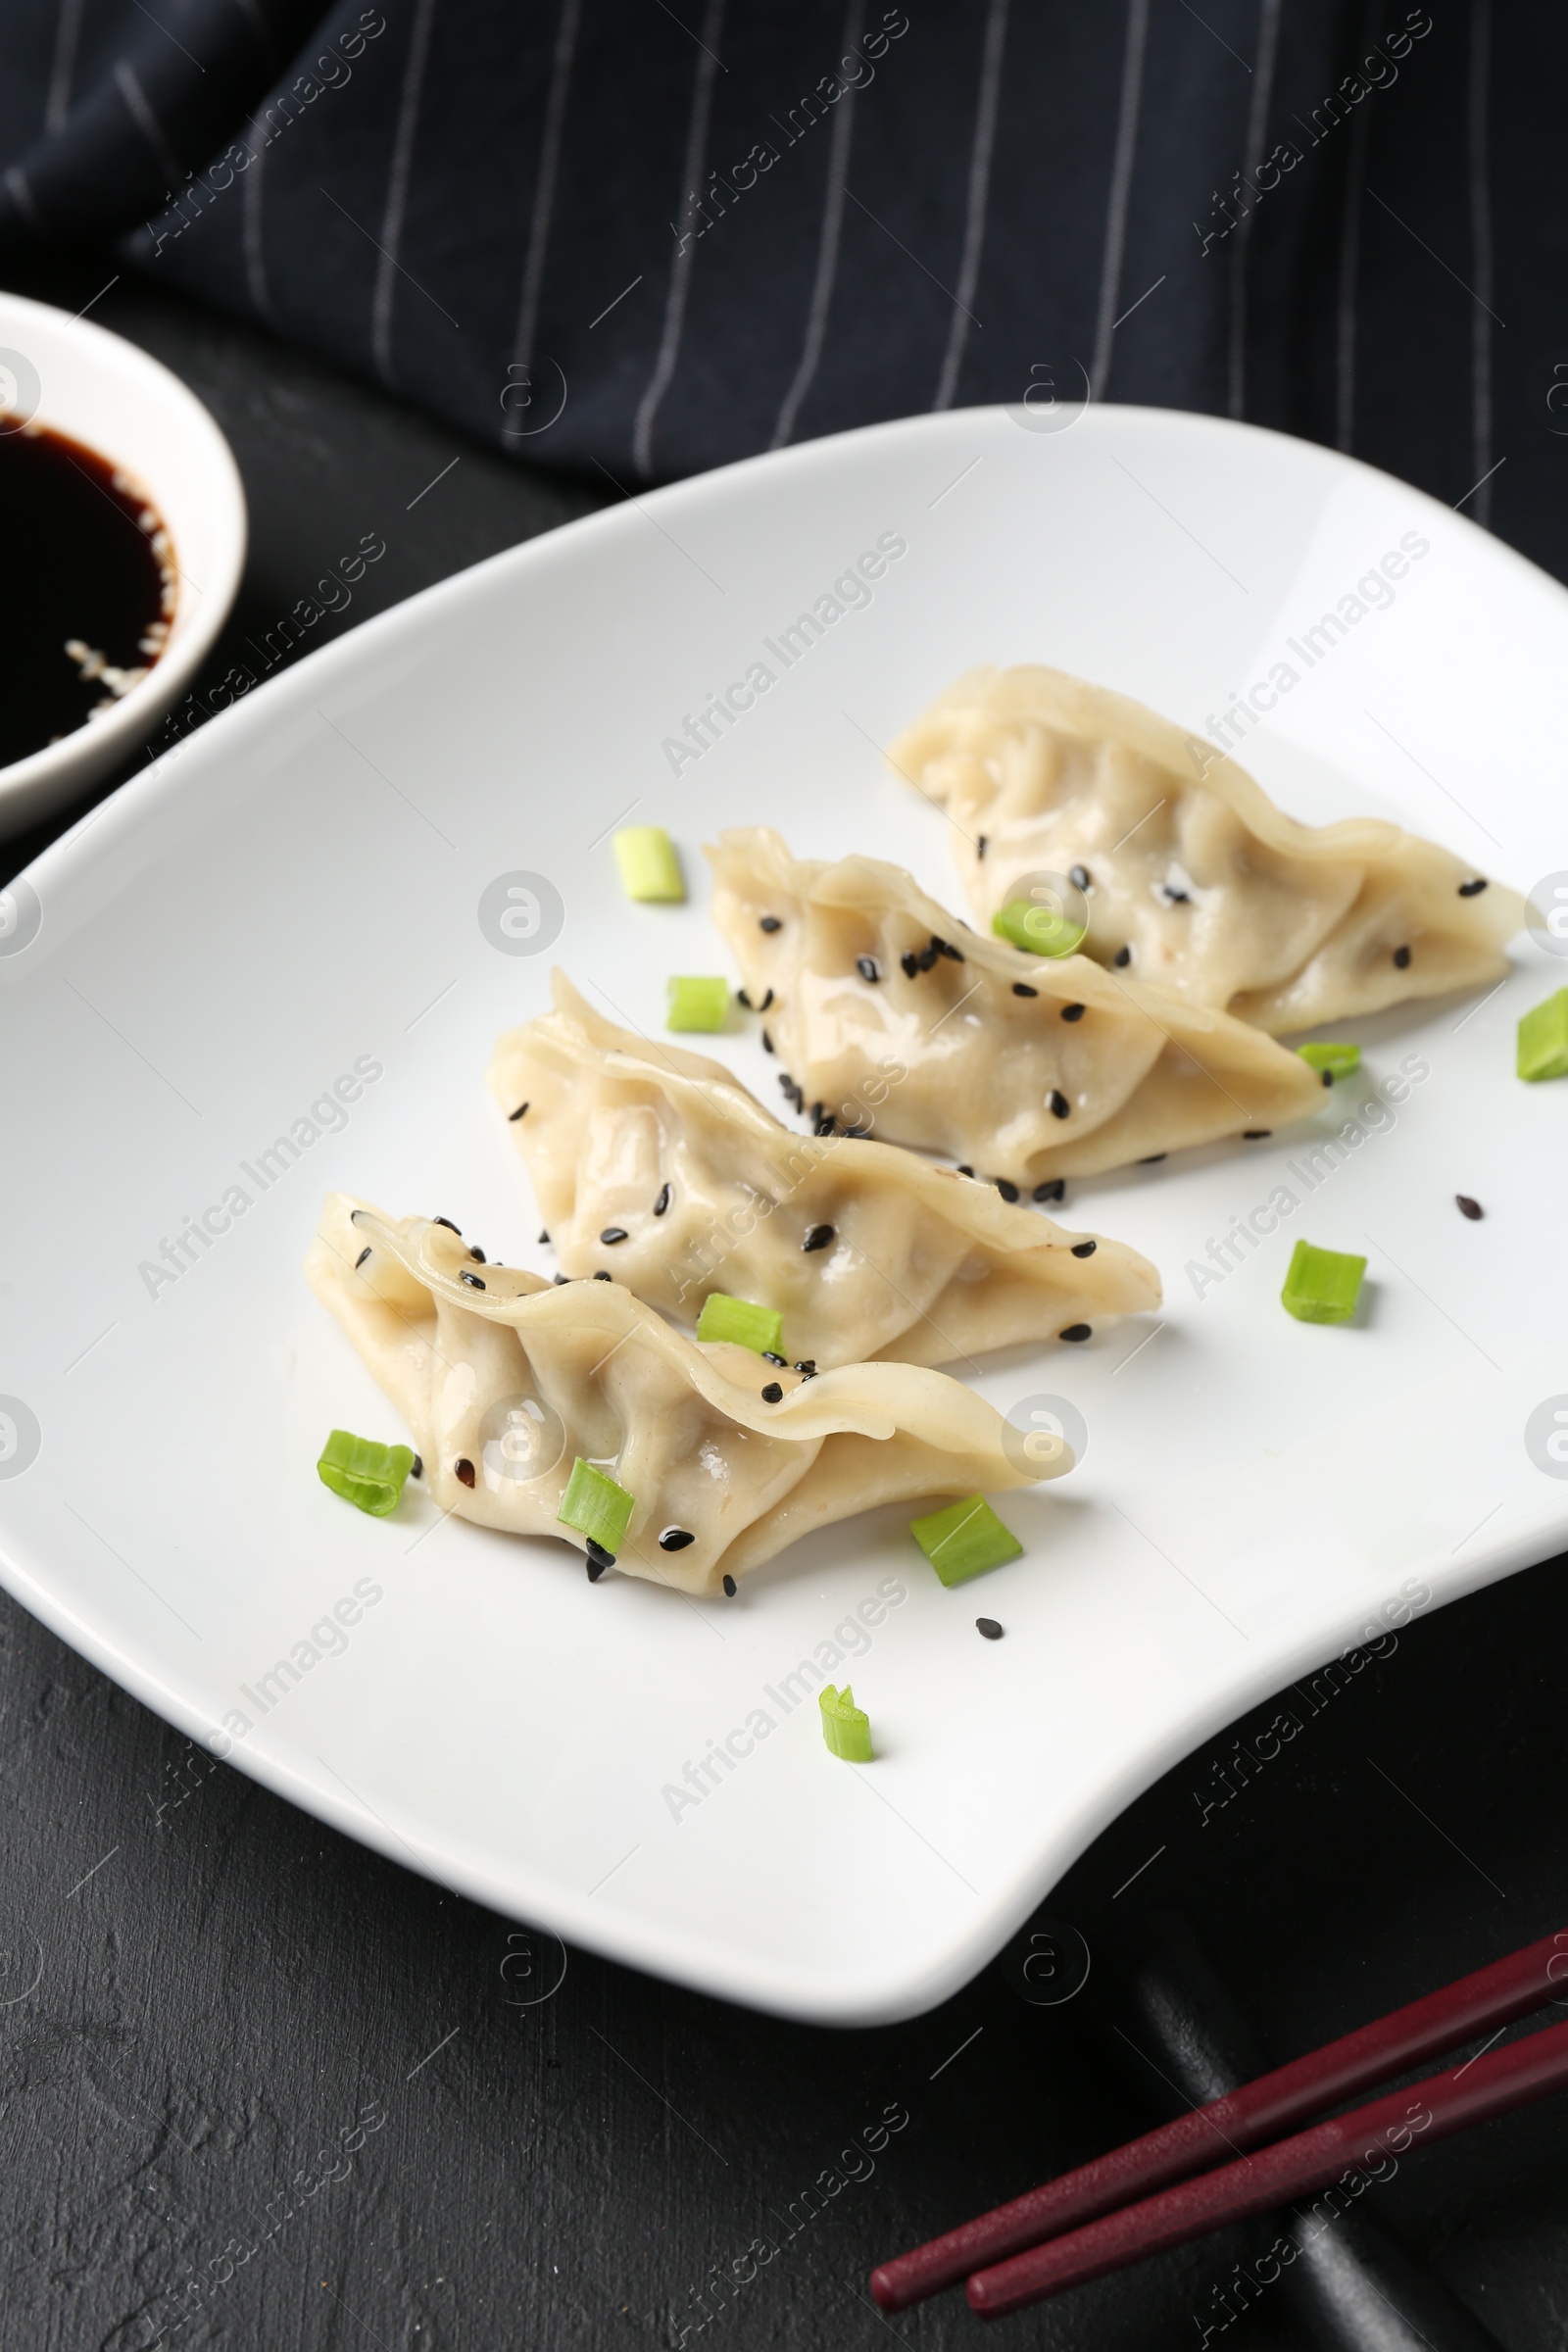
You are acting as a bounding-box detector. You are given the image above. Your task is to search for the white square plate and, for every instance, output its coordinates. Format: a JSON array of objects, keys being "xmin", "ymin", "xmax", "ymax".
[{"xmin": 4, "ymin": 405, "xmax": 1566, "ymax": 2024}]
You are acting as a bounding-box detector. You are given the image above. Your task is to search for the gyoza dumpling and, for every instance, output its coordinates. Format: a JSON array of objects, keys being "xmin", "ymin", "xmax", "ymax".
[
  {"xmin": 307, "ymin": 1194, "xmax": 1056, "ymax": 1595},
  {"xmin": 707, "ymin": 829, "xmax": 1325, "ymax": 1186},
  {"xmin": 487, "ymin": 973, "xmax": 1160, "ymax": 1368},
  {"xmin": 889, "ymin": 664, "xmax": 1524, "ymax": 1032}
]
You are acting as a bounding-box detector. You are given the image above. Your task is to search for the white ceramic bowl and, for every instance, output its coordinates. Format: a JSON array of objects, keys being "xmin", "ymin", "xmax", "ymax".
[{"xmin": 0, "ymin": 289, "xmax": 246, "ymax": 841}]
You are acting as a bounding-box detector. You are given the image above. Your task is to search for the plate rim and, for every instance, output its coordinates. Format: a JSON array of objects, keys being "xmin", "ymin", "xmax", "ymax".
[{"xmin": 6, "ymin": 397, "xmax": 1567, "ymax": 2024}]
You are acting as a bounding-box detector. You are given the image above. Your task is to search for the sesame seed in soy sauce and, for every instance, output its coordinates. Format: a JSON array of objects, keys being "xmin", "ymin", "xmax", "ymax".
[{"xmin": 1, "ymin": 424, "xmax": 177, "ymax": 766}]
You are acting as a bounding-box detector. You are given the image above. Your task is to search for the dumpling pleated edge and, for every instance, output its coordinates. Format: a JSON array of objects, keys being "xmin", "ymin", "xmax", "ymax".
[
  {"xmin": 305, "ymin": 1192, "xmax": 1059, "ymax": 1595},
  {"xmin": 888, "ymin": 662, "xmax": 1526, "ymax": 1027},
  {"xmin": 486, "ymin": 969, "xmax": 1163, "ymax": 1367}
]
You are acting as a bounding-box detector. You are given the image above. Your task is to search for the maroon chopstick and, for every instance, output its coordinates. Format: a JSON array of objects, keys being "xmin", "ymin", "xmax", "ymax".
[
  {"xmin": 870, "ymin": 1923, "xmax": 1565, "ymax": 2312},
  {"xmin": 967, "ymin": 2011, "xmax": 1568, "ymax": 2316}
]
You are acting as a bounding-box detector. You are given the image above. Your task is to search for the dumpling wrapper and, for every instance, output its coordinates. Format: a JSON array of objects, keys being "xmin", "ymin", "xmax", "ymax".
[
  {"xmin": 487, "ymin": 972, "xmax": 1160, "ymax": 1368},
  {"xmin": 706, "ymin": 829, "xmax": 1326, "ymax": 1185},
  {"xmin": 889, "ymin": 664, "xmax": 1524, "ymax": 1032},
  {"xmin": 306, "ymin": 1194, "xmax": 1056, "ymax": 1596}
]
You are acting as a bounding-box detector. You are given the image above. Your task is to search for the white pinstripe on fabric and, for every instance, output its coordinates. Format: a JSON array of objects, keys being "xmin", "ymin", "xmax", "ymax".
[
  {"xmin": 115, "ymin": 58, "xmax": 183, "ymax": 191},
  {"xmin": 632, "ymin": 0, "xmax": 728, "ymax": 480},
  {"xmin": 1091, "ymin": 0, "xmax": 1151, "ymax": 400},
  {"xmin": 932, "ymin": 0, "xmax": 1008, "ymax": 413},
  {"xmin": 509, "ymin": 0, "xmax": 585, "ymax": 388},
  {"xmin": 1333, "ymin": 3, "xmax": 1381, "ymax": 455},
  {"xmin": 1227, "ymin": 0, "xmax": 1282, "ymax": 419},
  {"xmin": 4, "ymin": 165, "xmax": 43, "ymax": 233},
  {"xmin": 372, "ymin": 0, "xmax": 441, "ymax": 385},
  {"xmin": 1468, "ymin": 0, "xmax": 1494, "ymax": 527},
  {"xmin": 771, "ymin": 0, "xmax": 866, "ymax": 451},
  {"xmin": 44, "ymin": 0, "xmax": 86, "ymax": 133},
  {"xmin": 242, "ymin": 121, "xmax": 270, "ymax": 317}
]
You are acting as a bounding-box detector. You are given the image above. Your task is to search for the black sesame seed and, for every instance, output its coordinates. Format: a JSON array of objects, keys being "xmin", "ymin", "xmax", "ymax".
[
  {"xmin": 722, "ymin": 1573, "xmax": 737, "ymax": 1596},
  {"xmin": 1458, "ymin": 877, "xmax": 1489, "ymax": 897},
  {"xmin": 1162, "ymin": 886, "xmax": 1192, "ymax": 905},
  {"xmin": 1393, "ymin": 944, "xmax": 1411, "ymax": 968},
  {"xmin": 410, "ymin": 1454, "xmax": 423, "ymax": 1479},
  {"xmin": 803, "ymin": 1223, "xmax": 835, "ymax": 1251},
  {"xmin": 760, "ymin": 988, "xmax": 775, "ymax": 1011},
  {"xmin": 354, "ymin": 1246, "xmax": 371, "ymax": 1270},
  {"xmin": 1138, "ymin": 1152, "xmax": 1167, "ymax": 1163},
  {"xmin": 995, "ymin": 1179, "xmax": 1020, "ymax": 1202},
  {"xmin": 1320, "ymin": 1069, "xmax": 1333, "ymax": 1088},
  {"xmin": 1069, "ymin": 864, "xmax": 1091, "ymax": 891},
  {"xmin": 1061, "ymin": 1004, "xmax": 1085, "ymax": 1022},
  {"xmin": 654, "ymin": 1184, "xmax": 671, "ymax": 1216},
  {"xmin": 1456, "ymin": 1194, "xmax": 1484, "ymax": 1220},
  {"xmin": 977, "ymin": 835, "xmax": 988, "ymax": 859},
  {"xmin": 554, "ymin": 1273, "xmax": 568, "ymax": 1285},
  {"xmin": 470, "ymin": 1245, "xmax": 486, "ymax": 1262},
  {"xmin": 593, "ymin": 1270, "xmax": 612, "ymax": 1281},
  {"xmin": 760, "ymin": 914, "xmax": 782, "ymax": 933},
  {"xmin": 901, "ymin": 951, "xmax": 920, "ymax": 978},
  {"xmin": 460, "ymin": 1270, "xmax": 486, "ymax": 1290},
  {"xmin": 586, "ymin": 1538, "xmax": 614, "ymax": 1570},
  {"xmin": 1070, "ymin": 1240, "xmax": 1097, "ymax": 1257},
  {"xmin": 1114, "ymin": 945, "xmax": 1132, "ymax": 967},
  {"xmin": 976, "ymin": 1617, "xmax": 1004, "ymax": 1641},
  {"xmin": 435, "ymin": 1216, "xmax": 462, "ymax": 1234},
  {"xmin": 455, "ymin": 1458, "xmax": 475, "ymax": 1487},
  {"xmin": 841, "ymin": 1125, "xmax": 870, "ymax": 1139},
  {"xmin": 857, "ymin": 956, "xmax": 880, "ymax": 983},
  {"xmin": 799, "ymin": 1368, "xmax": 818, "ymax": 1381},
  {"xmin": 956, "ymin": 1164, "xmax": 975, "ymax": 1177},
  {"xmin": 737, "ymin": 987, "xmax": 754, "ymax": 1009},
  {"xmin": 586, "ymin": 1557, "xmax": 607, "ymax": 1581},
  {"xmin": 1034, "ymin": 1179, "xmax": 1065, "ymax": 1203},
  {"xmin": 1059, "ymin": 1323, "xmax": 1092, "ymax": 1343},
  {"xmin": 761, "ymin": 1028, "xmax": 774, "ymax": 1054},
  {"xmin": 761, "ymin": 1349, "xmax": 787, "ymax": 1366},
  {"xmin": 509, "ymin": 1102, "xmax": 528, "ymax": 1121},
  {"xmin": 539, "ymin": 1230, "xmax": 550, "ymax": 1245},
  {"xmin": 937, "ymin": 938, "xmax": 964, "ymax": 962},
  {"xmin": 814, "ymin": 1116, "xmax": 836, "ymax": 1137},
  {"xmin": 760, "ymin": 1381, "xmax": 784, "ymax": 1402},
  {"xmin": 794, "ymin": 1359, "xmax": 816, "ymax": 1375},
  {"xmin": 659, "ymin": 1528, "xmax": 695, "ymax": 1552},
  {"xmin": 600, "ymin": 1226, "xmax": 628, "ymax": 1245},
  {"xmin": 1012, "ymin": 982, "xmax": 1039, "ymax": 999},
  {"xmin": 1049, "ymin": 1091, "xmax": 1070, "ymax": 1119},
  {"xmin": 1243, "ymin": 1129, "xmax": 1271, "ymax": 1140}
]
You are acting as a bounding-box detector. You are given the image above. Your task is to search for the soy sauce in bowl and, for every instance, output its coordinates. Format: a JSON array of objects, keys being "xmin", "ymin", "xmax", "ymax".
[{"xmin": 1, "ymin": 423, "xmax": 176, "ymax": 770}]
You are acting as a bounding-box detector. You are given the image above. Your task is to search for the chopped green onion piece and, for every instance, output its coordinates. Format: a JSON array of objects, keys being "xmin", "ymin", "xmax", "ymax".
[
  {"xmin": 613, "ymin": 825, "xmax": 685, "ymax": 903},
  {"xmin": 1281, "ymin": 1238, "xmax": 1366, "ymax": 1325},
  {"xmin": 1517, "ymin": 989, "xmax": 1568, "ymax": 1082},
  {"xmin": 696, "ymin": 1293, "xmax": 785, "ymax": 1355},
  {"xmin": 666, "ymin": 975, "xmax": 730, "ymax": 1032},
  {"xmin": 819, "ymin": 1684, "xmax": 873, "ymax": 1762},
  {"xmin": 557, "ymin": 1457, "xmax": 635, "ymax": 1555},
  {"xmin": 1296, "ymin": 1041, "xmax": 1361, "ymax": 1082},
  {"xmin": 992, "ymin": 898, "xmax": 1086, "ymax": 957},
  {"xmin": 317, "ymin": 1429, "xmax": 415, "ymax": 1517},
  {"xmin": 909, "ymin": 1494, "xmax": 1023, "ymax": 1587}
]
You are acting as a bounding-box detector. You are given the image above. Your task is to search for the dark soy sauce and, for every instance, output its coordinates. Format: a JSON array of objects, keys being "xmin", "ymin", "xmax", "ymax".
[{"xmin": 0, "ymin": 424, "xmax": 174, "ymax": 768}]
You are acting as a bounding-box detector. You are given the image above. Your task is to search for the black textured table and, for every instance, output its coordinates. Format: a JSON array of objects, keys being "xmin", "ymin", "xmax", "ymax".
[{"xmin": 2, "ymin": 252, "xmax": 1565, "ymax": 2352}]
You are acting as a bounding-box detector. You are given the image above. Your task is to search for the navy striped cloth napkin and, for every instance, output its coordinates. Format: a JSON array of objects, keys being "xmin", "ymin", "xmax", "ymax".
[{"xmin": 1, "ymin": 0, "xmax": 1562, "ymax": 580}]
